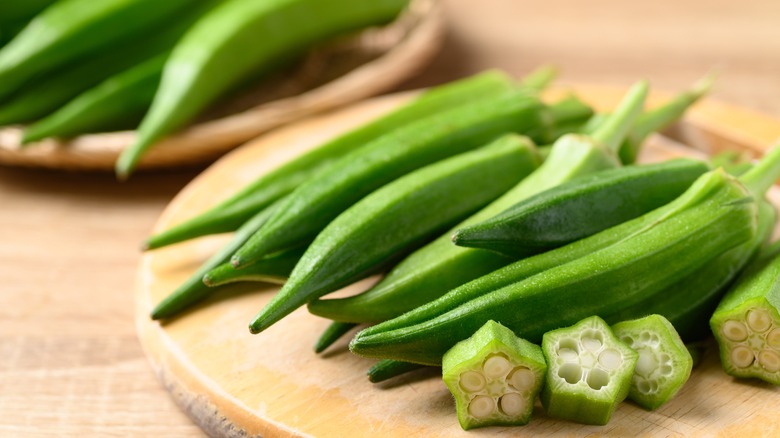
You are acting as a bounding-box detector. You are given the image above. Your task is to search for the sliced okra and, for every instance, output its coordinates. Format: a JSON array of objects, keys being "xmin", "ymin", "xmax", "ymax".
[
  {"xmin": 540, "ymin": 316, "xmax": 637, "ymax": 425},
  {"xmin": 442, "ymin": 320, "xmax": 546, "ymax": 430},
  {"xmin": 612, "ymin": 314, "xmax": 693, "ymax": 410}
]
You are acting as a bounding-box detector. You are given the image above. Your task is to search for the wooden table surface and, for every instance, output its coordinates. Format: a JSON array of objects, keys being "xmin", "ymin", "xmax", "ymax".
[{"xmin": 2, "ymin": 1, "xmax": 779, "ymax": 436}]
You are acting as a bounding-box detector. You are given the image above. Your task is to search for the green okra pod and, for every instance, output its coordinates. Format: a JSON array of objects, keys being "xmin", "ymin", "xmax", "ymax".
[
  {"xmin": 117, "ymin": 0, "xmax": 411, "ymax": 178},
  {"xmin": 612, "ymin": 314, "xmax": 693, "ymax": 410},
  {"xmin": 22, "ymin": 54, "xmax": 165, "ymax": 142},
  {"xmin": 0, "ymin": 0, "xmax": 57, "ymax": 24},
  {"xmin": 452, "ymin": 158, "xmax": 710, "ymax": 257},
  {"xmin": 541, "ymin": 316, "xmax": 637, "ymax": 425},
  {"xmin": 367, "ymin": 359, "xmax": 428, "ymax": 383},
  {"xmin": 443, "ymin": 320, "xmax": 546, "ymax": 430},
  {"xmin": 202, "ymin": 247, "xmax": 304, "ymax": 287},
  {"xmin": 307, "ymin": 81, "xmax": 649, "ymax": 324},
  {"xmin": 150, "ymin": 203, "xmax": 279, "ymax": 320},
  {"xmin": 248, "ymin": 135, "xmax": 541, "ymax": 333},
  {"xmin": 0, "ymin": 0, "xmax": 196, "ymax": 102},
  {"xmin": 350, "ymin": 168, "xmax": 758, "ymax": 366},
  {"xmin": 231, "ymin": 90, "xmax": 549, "ymax": 269},
  {"xmin": 143, "ymin": 70, "xmax": 526, "ymax": 250},
  {"xmin": 314, "ymin": 321, "xmax": 359, "ymax": 354}
]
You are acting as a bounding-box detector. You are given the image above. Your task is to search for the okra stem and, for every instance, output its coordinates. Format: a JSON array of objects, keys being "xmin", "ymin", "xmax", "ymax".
[
  {"xmin": 739, "ymin": 145, "xmax": 780, "ymax": 197},
  {"xmin": 591, "ymin": 80, "xmax": 648, "ymax": 153}
]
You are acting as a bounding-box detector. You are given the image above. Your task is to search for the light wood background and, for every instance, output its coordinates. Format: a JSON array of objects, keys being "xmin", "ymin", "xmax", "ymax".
[{"xmin": 2, "ymin": 1, "xmax": 780, "ymax": 436}]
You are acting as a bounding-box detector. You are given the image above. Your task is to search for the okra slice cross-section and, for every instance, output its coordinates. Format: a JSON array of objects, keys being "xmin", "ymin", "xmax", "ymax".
[
  {"xmin": 711, "ymin": 240, "xmax": 780, "ymax": 385},
  {"xmin": 612, "ymin": 314, "xmax": 693, "ymax": 410},
  {"xmin": 541, "ymin": 316, "xmax": 638, "ymax": 425},
  {"xmin": 442, "ymin": 320, "xmax": 546, "ymax": 430}
]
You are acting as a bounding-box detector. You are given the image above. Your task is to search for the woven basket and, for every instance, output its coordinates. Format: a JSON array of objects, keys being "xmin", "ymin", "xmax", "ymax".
[{"xmin": 0, "ymin": 0, "xmax": 444, "ymax": 171}]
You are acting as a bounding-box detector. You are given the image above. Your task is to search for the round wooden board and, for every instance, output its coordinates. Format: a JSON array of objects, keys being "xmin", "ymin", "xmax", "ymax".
[
  {"xmin": 0, "ymin": 0, "xmax": 442, "ymax": 171},
  {"xmin": 136, "ymin": 87, "xmax": 780, "ymax": 437}
]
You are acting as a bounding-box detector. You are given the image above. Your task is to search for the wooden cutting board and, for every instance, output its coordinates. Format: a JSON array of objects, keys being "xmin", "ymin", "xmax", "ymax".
[{"xmin": 135, "ymin": 86, "xmax": 780, "ymax": 437}]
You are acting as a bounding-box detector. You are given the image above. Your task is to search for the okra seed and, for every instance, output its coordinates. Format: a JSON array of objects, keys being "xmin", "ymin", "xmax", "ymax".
[
  {"xmin": 582, "ymin": 337, "xmax": 602, "ymax": 352},
  {"xmin": 661, "ymin": 364, "xmax": 673, "ymax": 376},
  {"xmin": 586, "ymin": 368, "xmax": 610, "ymax": 390},
  {"xmin": 650, "ymin": 334, "xmax": 660, "ymax": 344},
  {"xmin": 731, "ymin": 346, "xmax": 755, "ymax": 368},
  {"xmin": 557, "ymin": 348, "xmax": 579, "ymax": 362},
  {"xmin": 758, "ymin": 350, "xmax": 780, "ymax": 372},
  {"xmin": 637, "ymin": 379, "xmax": 651, "ymax": 394},
  {"xmin": 598, "ymin": 348, "xmax": 623, "ymax": 370},
  {"xmin": 558, "ymin": 338, "xmax": 579, "ymax": 353},
  {"xmin": 508, "ymin": 367, "xmax": 535, "ymax": 391},
  {"xmin": 640, "ymin": 332, "xmax": 651, "ymax": 342},
  {"xmin": 483, "ymin": 354, "xmax": 512, "ymax": 378},
  {"xmin": 635, "ymin": 349, "xmax": 656, "ymax": 377},
  {"xmin": 558, "ymin": 363, "xmax": 582, "ymax": 384},
  {"xmin": 468, "ymin": 395, "xmax": 496, "ymax": 419},
  {"xmin": 581, "ymin": 331, "xmax": 604, "ymax": 351},
  {"xmin": 660, "ymin": 353, "xmax": 671, "ymax": 363},
  {"xmin": 747, "ymin": 309, "xmax": 772, "ymax": 333},
  {"xmin": 767, "ymin": 328, "xmax": 780, "ymax": 349},
  {"xmin": 460, "ymin": 371, "xmax": 486, "ymax": 393},
  {"xmin": 722, "ymin": 320, "xmax": 749, "ymax": 341},
  {"xmin": 498, "ymin": 393, "xmax": 525, "ymax": 417},
  {"xmin": 620, "ymin": 335, "xmax": 635, "ymax": 348}
]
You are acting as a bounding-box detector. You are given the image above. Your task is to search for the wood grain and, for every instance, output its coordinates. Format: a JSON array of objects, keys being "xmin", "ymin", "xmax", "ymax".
[
  {"xmin": 136, "ymin": 89, "xmax": 780, "ymax": 437},
  {"xmin": 3, "ymin": 1, "xmax": 780, "ymax": 436}
]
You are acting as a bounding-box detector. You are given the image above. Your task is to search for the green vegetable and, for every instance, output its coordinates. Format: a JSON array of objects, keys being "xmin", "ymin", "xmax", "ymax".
[
  {"xmin": 230, "ymin": 90, "xmax": 551, "ymax": 270},
  {"xmin": 314, "ymin": 321, "xmax": 358, "ymax": 354},
  {"xmin": 0, "ymin": 0, "xmax": 195, "ymax": 102},
  {"xmin": 350, "ymin": 167, "xmax": 759, "ymax": 366},
  {"xmin": 248, "ymin": 135, "xmax": 541, "ymax": 333},
  {"xmin": 367, "ymin": 360, "xmax": 427, "ymax": 383},
  {"xmin": 143, "ymin": 70, "xmax": 524, "ymax": 250},
  {"xmin": 150, "ymin": 203, "xmax": 278, "ymax": 320},
  {"xmin": 711, "ymin": 235, "xmax": 780, "ymax": 384},
  {"xmin": 202, "ymin": 247, "xmax": 304, "ymax": 287},
  {"xmin": 612, "ymin": 314, "xmax": 693, "ymax": 410},
  {"xmin": 117, "ymin": 0, "xmax": 411, "ymax": 178},
  {"xmin": 0, "ymin": 0, "xmax": 220, "ymax": 126},
  {"xmin": 541, "ymin": 316, "xmax": 637, "ymax": 425},
  {"xmin": 306, "ymin": 82, "xmax": 647, "ymax": 327},
  {"xmin": 452, "ymin": 158, "xmax": 710, "ymax": 257},
  {"xmin": 22, "ymin": 54, "xmax": 164, "ymax": 142},
  {"xmin": 0, "ymin": 0, "xmax": 57, "ymax": 24},
  {"xmin": 443, "ymin": 320, "xmax": 546, "ymax": 430}
]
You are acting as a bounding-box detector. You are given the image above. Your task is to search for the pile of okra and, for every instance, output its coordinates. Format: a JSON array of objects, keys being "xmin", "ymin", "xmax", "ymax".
[
  {"xmin": 146, "ymin": 67, "xmax": 780, "ymax": 429},
  {"xmin": 0, "ymin": 0, "xmax": 412, "ymax": 177}
]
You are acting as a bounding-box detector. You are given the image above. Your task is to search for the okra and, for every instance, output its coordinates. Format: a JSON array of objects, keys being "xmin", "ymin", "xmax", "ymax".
[
  {"xmin": 367, "ymin": 359, "xmax": 428, "ymax": 383},
  {"xmin": 231, "ymin": 90, "xmax": 551, "ymax": 269},
  {"xmin": 117, "ymin": 0, "xmax": 411, "ymax": 177},
  {"xmin": 443, "ymin": 320, "xmax": 546, "ymax": 430},
  {"xmin": 541, "ymin": 316, "xmax": 637, "ymax": 425},
  {"xmin": 452, "ymin": 158, "xmax": 710, "ymax": 257},
  {"xmin": 0, "ymin": 0, "xmax": 220, "ymax": 126},
  {"xmin": 22, "ymin": 53, "xmax": 164, "ymax": 142},
  {"xmin": 0, "ymin": 0, "xmax": 58, "ymax": 24},
  {"xmin": 350, "ymin": 168, "xmax": 758, "ymax": 366},
  {"xmin": 711, "ymin": 239, "xmax": 780, "ymax": 384},
  {"xmin": 314, "ymin": 321, "xmax": 358, "ymax": 354},
  {"xmin": 611, "ymin": 315, "xmax": 692, "ymax": 410},
  {"xmin": 150, "ymin": 203, "xmax": 279, "ymax": 320},
  {"xmin": 0, "ymin": 0, "xmax": 195, "ymax": 102},
  {"xmin": 306, "ymin": 81, "xmax": 648, "ymax": 326},
  {"xmin": 248, "ymin": 135, "xmax": 540, "ymax": 333},
  {"xmin": 143, "ymin": 71, "xmax": 525, "ymax": 250},
  {"xmin": 202, "ymin": 247, "xmax": 304, "ymax": 287}
]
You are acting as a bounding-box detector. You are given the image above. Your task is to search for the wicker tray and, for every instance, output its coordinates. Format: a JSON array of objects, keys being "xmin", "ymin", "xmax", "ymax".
[{"xmin": 0, "ymin": 0, "xmax": 443, "ymax": 171}]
